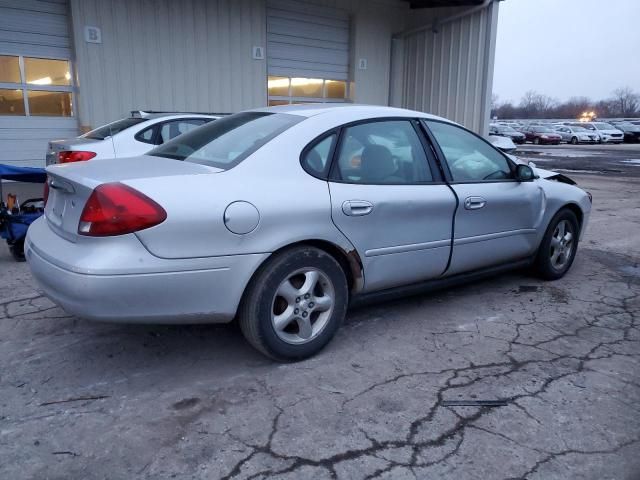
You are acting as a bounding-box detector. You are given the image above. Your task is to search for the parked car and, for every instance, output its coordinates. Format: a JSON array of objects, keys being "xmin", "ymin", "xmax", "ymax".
[
  {"xmin": 608, "ymin": 121, "xmax": 640, "ymax": 143},
  {"xmin": 523, "ymin": 126, "xmax": 562, "ymax": 145},
  {"xmin": 489, "ymin": 123, "xmax": 526, "ymax": 144},
  {"xmin": 26, "ymin": 105, "xmax": 592, "ymax": 361},
  {"xmin": 565, "ymin": 122, "xmax": 623, "ymax": 144},
  {"xmin": 488, "ymin": 134, "xmax": 518, "ymax": 153},
  {"xmin": 553, "ymin": 125, "xmax": 598, "ymax": 145},
  {"xmin": 45, "ymin": 112, "xmax": 221, "ymax": 165}
]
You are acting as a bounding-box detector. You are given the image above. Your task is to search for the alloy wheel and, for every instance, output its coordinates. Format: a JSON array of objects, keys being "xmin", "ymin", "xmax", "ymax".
[
  {"xmin": 271, "ymin": 268, "xmax": 335, "ymax": 345},
  {"xmin": 549, "ymin": 219, "xmax": 574, "ymax": 270}
]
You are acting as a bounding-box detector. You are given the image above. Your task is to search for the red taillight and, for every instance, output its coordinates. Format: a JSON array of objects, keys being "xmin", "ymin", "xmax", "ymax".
[
  {"xmin": 58, "ymin": 151, "xmax": 97, "ymax": 163},
  {"xmin": 43, "ymin": 181, "xmax": 50, "ymax": 206},
  {"xmin": 78, "ymin": 183, "xmax": 167, "ymax": 236}
]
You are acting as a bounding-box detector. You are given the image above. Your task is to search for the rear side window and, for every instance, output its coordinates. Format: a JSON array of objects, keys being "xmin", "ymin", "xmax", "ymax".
[
  {"xmin": 158, "ymin": 119, "xmax": 208, "ymax": 143},
  {"xmin": 150, "ymin": 112, "xmax": 302, "ymax": 169},
  {"xmin": 301, "ymin": 134, "xmax": 336, "ymax": 178},
  {"xmin": 135, "ymin": 126, "xmax": 156, "ymax": 144},
  {"xmin": 334, "ymin": 120, "xmax": 433, "ymax": 184},
  {"xmin": 82, "ymin": 117, "xmax": 148, "ymax": 140}
]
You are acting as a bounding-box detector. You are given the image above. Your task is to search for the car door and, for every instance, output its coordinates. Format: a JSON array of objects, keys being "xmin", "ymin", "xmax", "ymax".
[
  {"xmin": 325, "ymin": 119, "xmax": 456, "ymax": 292},
  {"xmin": 423, "ymin": 120, "xmax": 545, "ymax": 276}
]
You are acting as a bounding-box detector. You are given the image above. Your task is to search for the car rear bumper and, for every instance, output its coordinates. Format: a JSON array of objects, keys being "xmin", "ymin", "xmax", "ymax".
[{"xmin": 25, "ymin": 217, "xmax": 268, "ymax": 323}]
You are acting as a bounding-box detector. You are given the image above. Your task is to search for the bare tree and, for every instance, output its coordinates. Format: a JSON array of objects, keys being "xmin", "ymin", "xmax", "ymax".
[{"xmin": 611, "ymin": 87, "xmax": 640, "ymax": 116}]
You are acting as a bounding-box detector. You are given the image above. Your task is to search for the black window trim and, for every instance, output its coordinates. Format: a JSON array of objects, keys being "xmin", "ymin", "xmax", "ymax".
[
  {"xmin": 305, "ymin": 116, "xmax": 445, "ymax": 186},
  {"xmin": 420, "ymin": 118, "xmax": 519, "ymax": 185},
  {"xmin": 299, "ymin": 129, "xmax": 339, "ymax": 180},
  {"xmin": 134, "ymin": 117, "xmax": 212, "ymax": 146}
]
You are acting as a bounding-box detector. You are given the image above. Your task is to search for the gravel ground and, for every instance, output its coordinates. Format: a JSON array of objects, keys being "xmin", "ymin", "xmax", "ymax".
[{"xmin": 1, "ymin": 171, "xmax": 639, "ymax": 480}]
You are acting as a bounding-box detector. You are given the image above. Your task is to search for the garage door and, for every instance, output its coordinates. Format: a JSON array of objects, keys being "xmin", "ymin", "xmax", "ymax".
[
  {"xmin": 266, "ymin": 0, "xmax": 351, "ymax": 105},
  {"xmin": 0, "ymin": 0, "xmax": 78, "ymax": 168}
]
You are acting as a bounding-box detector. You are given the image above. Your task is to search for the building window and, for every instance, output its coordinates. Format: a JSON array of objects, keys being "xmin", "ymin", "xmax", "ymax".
[
  {"xmin": 268, "ymin": 76, "xmax": 351, "ymax": 106},
  {"xmin": 0, "ymin": 55, "xmax": 74, "ymax": 117}
]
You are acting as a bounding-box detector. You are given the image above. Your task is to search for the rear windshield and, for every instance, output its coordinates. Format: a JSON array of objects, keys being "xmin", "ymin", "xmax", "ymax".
[
  {"xmin": 149, "ymin": 112, "xmax": 303, "ymax": 169},
  {"xmin": 82, "ymin": 117, "xmax": 148, "ymax": 140}
]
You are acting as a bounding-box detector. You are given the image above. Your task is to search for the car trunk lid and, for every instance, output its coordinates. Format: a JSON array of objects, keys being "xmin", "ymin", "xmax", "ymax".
[{"xmin": 45, "ymin": 155, "xmax": 220, "ymax": 241}]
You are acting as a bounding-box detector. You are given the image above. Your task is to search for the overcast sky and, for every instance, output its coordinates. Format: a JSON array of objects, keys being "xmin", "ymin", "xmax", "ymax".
[{"xmin": 493, "ymin": 0, "xmax": 640, "ymax": 104}]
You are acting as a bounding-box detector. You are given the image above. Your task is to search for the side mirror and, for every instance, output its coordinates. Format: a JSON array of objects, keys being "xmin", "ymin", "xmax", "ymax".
[{"xmin": 516, "ymin": 164, "xmax": 535, "ymax": 182}]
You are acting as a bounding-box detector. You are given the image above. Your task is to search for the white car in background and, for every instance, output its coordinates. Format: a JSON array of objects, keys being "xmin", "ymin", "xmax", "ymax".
[
  {"xmin": 46, "ymin": 112, "xmax": 220, "ymax": 165},
  {"xmin": 565, "ymin": 122, "xmax": 624, "ymax": 144}
]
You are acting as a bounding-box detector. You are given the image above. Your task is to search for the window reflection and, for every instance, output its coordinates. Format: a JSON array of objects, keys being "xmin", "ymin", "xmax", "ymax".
[
  {"xmin": 25, "ymin": 58, "xmax": 71, "ymax": 86},
  {"xmin": 0, "ymin": 89, "xmax": 25, "ymax": 115}
]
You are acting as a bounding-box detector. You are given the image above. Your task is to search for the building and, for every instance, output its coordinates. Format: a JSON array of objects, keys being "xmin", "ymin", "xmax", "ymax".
[{"xmin": 0, "ymin": 0, "xmax": 499, "ymax": 167}]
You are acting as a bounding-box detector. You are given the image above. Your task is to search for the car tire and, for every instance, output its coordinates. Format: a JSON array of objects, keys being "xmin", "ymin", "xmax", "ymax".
[
  {"xmin": 238, "ymin": 246, "xmax": 349, "ymax": 361},
  {"xmin": 533, "ymin": 137, "xmax": 540, "ymax": 145},
  {"xmin": 570, "ymin": 137, "xmax": 578, "ymax": 145},
  {"xmin": 534, "ymin": 208, "xmax": 579, "ymax": 280}
]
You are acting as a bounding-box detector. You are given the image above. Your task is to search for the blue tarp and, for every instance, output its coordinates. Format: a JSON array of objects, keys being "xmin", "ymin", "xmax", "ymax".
[{"xmin": 0, "ymin": 164, "xmax": 47, "ymax": 183}]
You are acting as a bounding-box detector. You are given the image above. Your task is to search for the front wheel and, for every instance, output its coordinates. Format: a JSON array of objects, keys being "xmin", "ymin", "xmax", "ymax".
[
  {"xmin": 534, "ymin": 209, "xmax": 579, "ymax": 280},
  {"xmin": 570, "ymin": 137, "xmax": 578, "ymax": 145},
  {"xmin": 238, "ymin": 246, "xmax": 348, "ymax": 361},
  {"xmin": 533, "ymin": 137, "xmax": 540, "ymax": 145}
]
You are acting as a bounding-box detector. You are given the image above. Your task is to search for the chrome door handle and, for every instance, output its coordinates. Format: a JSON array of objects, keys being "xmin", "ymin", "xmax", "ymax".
[
  {"xmin": 342, "ymin": 200, "xmax": 374, "ymax": 216},
  {"xmin": 464, "ymin": 196, "xmax": 486, "ymax": 210}
]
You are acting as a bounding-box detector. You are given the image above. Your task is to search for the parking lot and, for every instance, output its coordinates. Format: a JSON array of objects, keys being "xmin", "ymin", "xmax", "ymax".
[{"xmin": 1, "ymin": 146, "xmax": 640, "ymax": 479}]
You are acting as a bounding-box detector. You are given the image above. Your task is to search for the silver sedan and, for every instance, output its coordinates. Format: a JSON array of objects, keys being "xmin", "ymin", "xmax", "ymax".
[{"xmin": 26, "ymin": 105, "xmax": 592, "ymax": 360}]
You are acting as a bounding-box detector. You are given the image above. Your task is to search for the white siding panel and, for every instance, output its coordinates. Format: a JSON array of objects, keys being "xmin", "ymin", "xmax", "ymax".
[
  {"xmin": 70, "ymin": 0, "xmax": 267, "ymax": 129},
  {"xmin": 398, "ymin": 2, "xmax": 499, "ymax": 134},
  {"xmin": 0, "ymin": 117, "xmax": 77, "ymax": 167},
  {"xmin": 0, "ymin": 0, "xmax": 71, "ymax": 58}
]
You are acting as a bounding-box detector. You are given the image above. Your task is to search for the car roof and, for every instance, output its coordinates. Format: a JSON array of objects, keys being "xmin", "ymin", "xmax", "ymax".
[{"xmin": 249, "ymin": 104, "xmax": 447, "ymax": 122}]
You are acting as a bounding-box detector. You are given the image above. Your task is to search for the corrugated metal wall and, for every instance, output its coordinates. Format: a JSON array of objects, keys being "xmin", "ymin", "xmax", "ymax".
[
  {"xmin": 69, "ymin": 0, "xmax": 405, "ymax": 129},
  {"xmin": 395, "ymin": 1, "xmax": 499, "ymax": 134},
  {"xmin": 68, "ymin": 0, "xmax": 497, "ymax": 133},
  {"xmin": 69, "ymin": 0, "xmax": 268, "ymax": 129}
]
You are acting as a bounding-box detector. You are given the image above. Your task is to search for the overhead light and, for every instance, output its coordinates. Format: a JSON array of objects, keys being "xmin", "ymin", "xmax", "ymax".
[
  {"xmin": 65, "ymin": 72, "xmax": 71, "ymax": 80},
  {"xmin": 291, "ymin": 78, "xmax": 323, "ymax": 86},
  {"xmin": 30, "ymin": 76, "xmax": 52, "ymax": 85}
]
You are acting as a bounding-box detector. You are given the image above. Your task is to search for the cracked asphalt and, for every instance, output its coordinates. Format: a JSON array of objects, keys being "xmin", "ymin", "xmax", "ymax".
[{"xmin": 1, "ymin": 173, "xmax": 639, "ymax": 480}]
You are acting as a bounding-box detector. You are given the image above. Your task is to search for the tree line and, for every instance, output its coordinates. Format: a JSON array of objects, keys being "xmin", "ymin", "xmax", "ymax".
[{"xmin": 491, "ymin": 86, "xmax": 640, "ymax": 120}]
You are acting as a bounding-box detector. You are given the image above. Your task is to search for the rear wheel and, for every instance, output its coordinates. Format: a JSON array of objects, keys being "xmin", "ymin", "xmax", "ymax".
[
  {"xmin": 534, "ymin": 209, "xmax": 579, "ymax": 280},
  {"xmin": 238, "ymin": 246, "xmax": 348, "ymax": 361},
  {"xmin": 533, "ymin": 137, "xmax": 540, "ymax": 145}
]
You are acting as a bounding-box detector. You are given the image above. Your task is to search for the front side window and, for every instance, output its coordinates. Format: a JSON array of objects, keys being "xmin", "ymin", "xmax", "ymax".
[
  {"xmin": 334, "ymin": 120, "xmax": 433, "ymax": 184},
  {"xmin": 425, "ymin": 121, "xmax": 513, "ymax": 182},
  {"xmin": 150, "ymin": 112, "xmax": 302, "ymax": 169}
]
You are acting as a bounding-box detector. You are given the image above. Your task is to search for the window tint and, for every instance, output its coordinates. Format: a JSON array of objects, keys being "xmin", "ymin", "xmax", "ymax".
[
  {"xmin": 426, "ymin": 121, "xmax": 513, "ymax": 182},
  {"xmin": 150, "ymin": 112, "xmax": 302, "ymax": 169},
  {"xmin": 83, "ymin": 117, "xmax": 148, "ymax": 140},
  {"xmin": 335, "ymin": 120, "xmax": 432, "ymax": 184},
  {"xmin": 158, "ymin": 119, "xmax": 207, "ymax": 143},
  {"xmin": 302, "ymin": 134, "xmax": 335, "ymax": 177}
]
